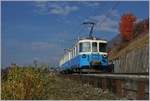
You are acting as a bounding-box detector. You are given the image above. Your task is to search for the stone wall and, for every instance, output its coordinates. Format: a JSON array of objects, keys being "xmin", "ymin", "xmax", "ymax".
[{"xmin": 112, "ymin": 44, "xmax": 149, "ymax": 73}]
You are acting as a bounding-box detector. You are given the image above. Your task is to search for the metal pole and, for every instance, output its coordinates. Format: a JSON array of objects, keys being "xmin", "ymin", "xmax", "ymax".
[{"xmin": 83, "ymin": 22, "xmax": 96, "ymax": 38}]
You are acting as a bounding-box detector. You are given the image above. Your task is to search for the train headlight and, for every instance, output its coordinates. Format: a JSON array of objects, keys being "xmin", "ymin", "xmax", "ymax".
[
  {"xmin": 82, "ymin": 54, "xmax": 86, "ymax": 58},
  {"xmin": 103, "ymin": 54, "xmax": 107, "ymax": 58}
]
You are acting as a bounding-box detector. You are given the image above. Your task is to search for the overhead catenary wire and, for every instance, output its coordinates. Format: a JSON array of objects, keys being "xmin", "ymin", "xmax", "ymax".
[
  {"xmin": 82, "ymin": 2, "xmax": 106, "ymax": 37},
  {"xmin": 99, "ymin": 2, "xmax": 120, "ymax": 28},
  {"xmin": 70, "ymin": 2, "xmax": 106, "ymax": 40},
  {"xmin": 64, "ymin": 2, "xmax": 119, "ymax": 40},
  {"xmin": 63, "ymin": 2, "xmax": 120, "ymax": 50},
  {"xmin": 60, "ymin": 2, "xmax": 120, "ymax": 65},
  {"xmin": 81, "ymin": 1, "xmax": 120, "ymax": 38}
]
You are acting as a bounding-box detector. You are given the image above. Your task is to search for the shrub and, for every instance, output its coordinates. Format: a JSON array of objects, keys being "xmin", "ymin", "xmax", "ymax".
[{"xmin": 1, "ymin": 66, "xmax": 55, "ymax": 100}]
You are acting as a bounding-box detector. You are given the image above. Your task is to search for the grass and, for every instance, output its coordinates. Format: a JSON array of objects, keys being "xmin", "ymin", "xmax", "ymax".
[{"xmin": 1, "ymin": 66, "xmax": 118, "ymax": 100}]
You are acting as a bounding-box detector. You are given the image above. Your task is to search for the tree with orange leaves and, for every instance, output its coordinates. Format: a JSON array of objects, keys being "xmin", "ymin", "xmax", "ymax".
[{"xmin": 119, "ymin": 12, "xmax": 136, "ymax": 41}]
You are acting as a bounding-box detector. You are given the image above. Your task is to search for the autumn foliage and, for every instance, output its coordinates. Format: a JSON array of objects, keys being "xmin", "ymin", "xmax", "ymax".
[
  {"xmin": 119, "ymin": 13, "xmax": 136, "ymax": 41},
  {"xmin": 133, "ymin": 19, "xmax": 149, "ymax": 36},
  {"xmin": 1, "ymin": 66, "xmax": 55, "ymax": 100}
]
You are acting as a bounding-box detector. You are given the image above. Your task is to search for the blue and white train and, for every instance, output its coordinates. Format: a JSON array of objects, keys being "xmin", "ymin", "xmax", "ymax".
[{"xmin": 59, "ymin": 37, "xmax": 113, "ymax": 73}]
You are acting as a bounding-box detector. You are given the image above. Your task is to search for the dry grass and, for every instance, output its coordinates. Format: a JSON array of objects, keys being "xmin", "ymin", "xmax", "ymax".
[
  {"xmin": 1, "ymin": 66, "xmax": 118, "ymax": 100},
  {"xmin": 109, "ymin": 33, "xmax": 149, "ymax": 60}
]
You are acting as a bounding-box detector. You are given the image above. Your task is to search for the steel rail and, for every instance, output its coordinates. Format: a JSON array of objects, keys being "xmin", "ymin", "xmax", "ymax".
[{"xmin": 74, "ymin": 73, "xmax": 149, "ymax": 80}]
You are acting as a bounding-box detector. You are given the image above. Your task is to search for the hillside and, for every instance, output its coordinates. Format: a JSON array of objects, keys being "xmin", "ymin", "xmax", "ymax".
[
  {"xmin": 109, "ymin": 33, "xmax": 149, "ymax": 60},
  {"xmin": 107, "ymin": 34, "xmax": 122, "ymax": 49}
]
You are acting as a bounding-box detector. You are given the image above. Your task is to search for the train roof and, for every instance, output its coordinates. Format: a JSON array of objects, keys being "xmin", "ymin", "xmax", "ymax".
[
  {"xmin": 63, "ymin": 36, "xmax": 107, "ymax": 53},
  {"xmin": 78, "ymin": 36, "xmax": 107, "ymax": 42}
]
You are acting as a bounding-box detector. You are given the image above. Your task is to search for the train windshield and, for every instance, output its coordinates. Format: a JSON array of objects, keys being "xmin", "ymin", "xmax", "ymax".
[
  {"xmin": 99, "ymin": 43, "xmax": 107, "ymax": 52},
  {"xmin": 92, "ymin": 42, "xmax": 97, "ymax": 52},
  {"xmin": 79, "ymin": 42, "xmax": 91, "ymax": 52}
]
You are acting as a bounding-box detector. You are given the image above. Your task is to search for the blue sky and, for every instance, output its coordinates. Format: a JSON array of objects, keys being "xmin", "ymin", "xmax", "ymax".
[{"xmin": 1, "ymin": 1, "xmax": 149, "ymax": 68}]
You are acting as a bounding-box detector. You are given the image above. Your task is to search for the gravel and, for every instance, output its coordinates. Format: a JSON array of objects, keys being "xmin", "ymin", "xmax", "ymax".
[{"xmin": 46, "ymin": 74, "xmax": 120, "ymax": 100}]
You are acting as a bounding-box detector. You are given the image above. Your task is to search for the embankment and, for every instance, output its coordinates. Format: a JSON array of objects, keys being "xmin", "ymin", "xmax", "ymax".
[{"xmin": 109, "ymin": 34, "xmax": 149, "ymax": 73}]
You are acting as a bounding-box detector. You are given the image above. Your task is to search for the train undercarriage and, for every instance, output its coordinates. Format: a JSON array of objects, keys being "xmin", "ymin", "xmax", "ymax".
[{"xmin": 60, "ymin": 64, "xmax": 114, "ymax": 74}]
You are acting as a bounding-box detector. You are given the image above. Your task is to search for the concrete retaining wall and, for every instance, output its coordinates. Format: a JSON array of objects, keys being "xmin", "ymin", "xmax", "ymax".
[{"xmin": 112, "ymin": 44, "xmax": 149, "ymax": 73}]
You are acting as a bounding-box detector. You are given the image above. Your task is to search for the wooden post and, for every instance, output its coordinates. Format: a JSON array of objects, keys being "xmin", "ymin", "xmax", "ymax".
[
  {"xmin": 122, "ymin": 80, "xmax": 126, "ymax": 97},
  {"xmin": 137, "ymin": 80, "xmax": 145, "ymax": 100},
  {"xmin": 115, "ymin": 79, "xmax": 123, "ymax": 97},
  {"xmin": 102, "ymin": 79, "xmax": 107, "ymax": 90}
]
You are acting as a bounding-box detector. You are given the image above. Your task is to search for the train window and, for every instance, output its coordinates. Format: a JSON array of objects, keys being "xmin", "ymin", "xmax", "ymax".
[
  {"xmin": 68, "ymin": 52, "xmax": 71, "ymax": 60},
  {"xmin": 71, "ymin": 51, "xmax": 73, "ymax": 58},
  {"xmin": 74, "ymin": 47, "xmax": 75, "ymax": 56},
  {"xmin": 92, "ymin": 42, "xmax": 97, "ymax": 52},
  {"xmin": 72, "ymin": 49, "xmax": 74, "ymax": 57},
  {"xmin": 99, "ymin": 43, "xmax": 107, "ymax": 52},
  {"xmin": 76, "ymin": 45, "xmax": 78, "ymax": 55},
  {"xmin": 79, "ymin": 42, "xmax": 91, "ymax": 52}
]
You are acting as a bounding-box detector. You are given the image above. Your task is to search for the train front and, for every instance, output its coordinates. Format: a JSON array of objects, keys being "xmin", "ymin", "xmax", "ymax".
[{"xmin": 78, "ymin": 38, "xmax": 112, "ymax": 71}]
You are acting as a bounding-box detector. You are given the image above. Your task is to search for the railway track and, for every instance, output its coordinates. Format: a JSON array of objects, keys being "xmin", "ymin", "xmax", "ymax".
[
  {"xmin": 75, "ymin": 73, "xmax": 149, "ymax": 80},
  {"xmin": 72, "ymin": 72, "xmax": 148, "ymax": 75},
  {"xmin": 59, "ymin": 72, "xmax": 149, "ymax": 100}
]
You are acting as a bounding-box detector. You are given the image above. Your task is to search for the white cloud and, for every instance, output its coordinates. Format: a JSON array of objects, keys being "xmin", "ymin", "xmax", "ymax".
[
  {"xmin": 78, "ymin": 2, "xmax": 101, "ymax": 7},
  {"xmin": 109, "ymin": 10, "xmax": 120, "ymax": 17},
  {"xmin": 50, "ymin": 5, "xmax": 78, "ymax": 15},
  {"xmin": 34, "ymin": 2, "xmax": 79, "ymax": 15},
  {"xmin": 35, "ymin": 1, "xmax": 48, "ymax": 8},
  {"xmin": 88, "ymin": 10, "xmax": 120, "ymax": 32},
  {"xmin": 34, "ymin": 1, "xmax": 49, "ymax": 15},
  {"xmin": 87, "ymin": 2, "xmax": 101, "ymax": 7}
]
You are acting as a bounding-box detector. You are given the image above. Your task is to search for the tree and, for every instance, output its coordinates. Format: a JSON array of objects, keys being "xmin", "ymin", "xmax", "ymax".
[
  {"xmin": 133, "ymin": 19, "xmax": 149, "ymax": 37},
  {"xmin": 119, "ymin": 12, "xmax": 136, "ymax": 41}
]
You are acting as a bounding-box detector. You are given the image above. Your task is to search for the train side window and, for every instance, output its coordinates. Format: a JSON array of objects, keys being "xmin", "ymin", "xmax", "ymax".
[
  {"xmin": 92, "ymin": 42, "xmax": 97, "ymax": 52},
  {"xmin": 72, "ymin": 49, "xmax": 74, "ymax": 57},
  {"xmin": 79, "ymin": 43, "xmax": 82, "ymax": 52},
  {"xmin": 69, "ymin": 52, "xmax": 71, "ymax": 60},
  {"xmin": 99, "ymin": 43, "xmax": 107, "ymax": 52},
  {"xmin": 79, "ymin": 42, "xmax": 91, "ymax": 52},
  {"xmin": 76, "ymin": 45, "xmax": 78, "ymax": 55},
  {"xmin": 70, "ymin": 50, "xmax": 72, "ymax": 59},
  {"xmin": 67, "ymin": 53, "xmax": 69, "ymax": 61},
  {"xmin": 75, "ymin": 47, "xmax": 76, "ymax": 56}
]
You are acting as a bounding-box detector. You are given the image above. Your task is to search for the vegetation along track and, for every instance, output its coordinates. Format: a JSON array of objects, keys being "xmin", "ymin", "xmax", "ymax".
[
  {"xmin": 59, "ymin": 72, "xmax": 149, "ymax": 100},
  {"xmin": 2, "ymin": 66, "xmax": 121, "ymax": 100}
]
